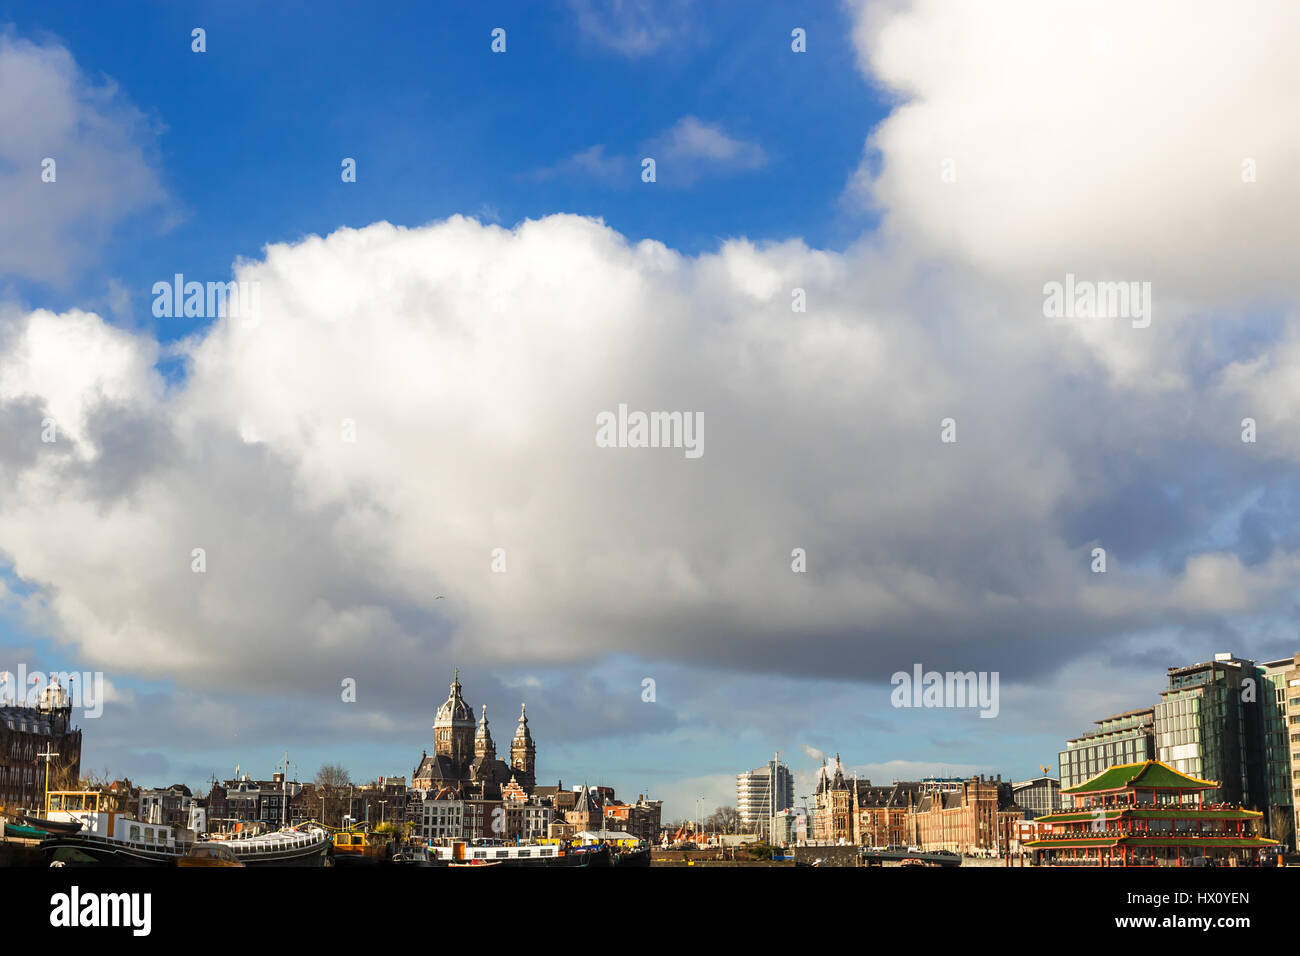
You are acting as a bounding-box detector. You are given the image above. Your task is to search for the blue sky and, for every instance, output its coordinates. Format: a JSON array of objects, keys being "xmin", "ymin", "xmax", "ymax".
[
  {"xmin": 2, "ymin": 1, "xmax": 1299, "ymax": 821},
  {"xmin": 1, "ymin": 1, "xmax": 881, "ymax": 337}
]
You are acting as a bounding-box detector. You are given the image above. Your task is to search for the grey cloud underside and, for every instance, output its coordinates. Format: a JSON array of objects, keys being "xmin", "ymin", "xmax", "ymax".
[{"xmin": 0, "ymin": 216, "xmax": 1297, "ymax": 719}]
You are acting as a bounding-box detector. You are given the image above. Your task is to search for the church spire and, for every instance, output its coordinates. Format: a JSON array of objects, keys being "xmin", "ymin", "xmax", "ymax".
[
  {"xmin": 510, "ymin": 701, "xmax": 536, "ymax": 779},
  {"xmin": 475, "ymin": 704, "xmax": 495, "ymax": 760}
]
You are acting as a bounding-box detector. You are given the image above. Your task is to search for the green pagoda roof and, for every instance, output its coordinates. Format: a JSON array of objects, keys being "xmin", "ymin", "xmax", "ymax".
[
  {"xmin": 1024, "ymin": 835, "xmax": 1278, "ymax": 849},
  {"xmin": 1061, "ymin": 760, "xmax": 1217, "ymax": 795},
  {"xmin": 1036, "ymin": 807, "xmax": 1263, "ymax": 824}
]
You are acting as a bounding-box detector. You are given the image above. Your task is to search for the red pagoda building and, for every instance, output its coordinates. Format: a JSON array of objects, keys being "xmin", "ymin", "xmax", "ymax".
[{"xmin": 1023, "ymin": 760, "xmax": 1279, "ymax": 867}]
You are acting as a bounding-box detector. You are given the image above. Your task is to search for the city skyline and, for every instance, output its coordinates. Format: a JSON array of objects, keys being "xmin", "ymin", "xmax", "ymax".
[{"xmin": 7, "ymin": 646, "xmax": 1293, "ymax": 824}]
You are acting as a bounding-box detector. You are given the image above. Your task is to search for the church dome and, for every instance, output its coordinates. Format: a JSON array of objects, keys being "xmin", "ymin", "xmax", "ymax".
[{"xmin": 434, "ymin": 671, "xmax": 474, "ymax": 727}]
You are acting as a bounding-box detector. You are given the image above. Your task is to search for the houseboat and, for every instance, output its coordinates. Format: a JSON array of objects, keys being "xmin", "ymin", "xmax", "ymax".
[
  {"xmin": 331, "ymin": 829, "xmax": 394, "ymax": 866},
  {"xmin": 36, "ymin": 791, "xmax": 330, "ymax": 867},
  {"xmin": 432, "ymin": 838, "xmax": 613, "ymax": 867}
]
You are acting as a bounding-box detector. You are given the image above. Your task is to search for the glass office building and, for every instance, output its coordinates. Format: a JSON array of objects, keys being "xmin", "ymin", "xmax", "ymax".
[{"xmin": 1059, "ymin": 708, "xmax": 1155, "ymax": 791}]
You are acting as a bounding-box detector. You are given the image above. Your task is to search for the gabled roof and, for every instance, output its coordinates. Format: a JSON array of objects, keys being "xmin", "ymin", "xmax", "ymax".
[
  {"xmin": 1062, "ymin": 760, "xmax": 1217, "ymax": 794},
  {"xmin": 856, "ymin": 785, "xmax": 897, "ymax": 807},
  {"xmin": 414, "ymin": 753, "xmax": 461, "ymax": 781},
  {"xmin": 574, "ymin": 785, "xmax": 602, "ymax": 813}
]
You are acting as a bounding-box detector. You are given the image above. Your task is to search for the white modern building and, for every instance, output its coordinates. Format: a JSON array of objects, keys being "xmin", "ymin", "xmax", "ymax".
[
  {"xmin": 419, "ymin": 798, "xmax": 465, "ymax": 842},
  {"xmin": 736, "ymin": 758, "xmax": 795, "ymax": 839}
]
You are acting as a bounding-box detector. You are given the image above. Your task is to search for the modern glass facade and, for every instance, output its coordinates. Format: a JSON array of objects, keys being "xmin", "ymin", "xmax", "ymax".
[
  {"xmin": 1010, "ymin": 776, "xmax": 1061, "ymax": 818},
  {"xmin": 1259, "ymin": 659, "xmax": 1292, "ymax": 820},
  {"xmin": 1059, "ymin": 708, "xmax": 1154, "ymax": 791},
  {"xmin": 1156, "ymin": 655, "xmax": 1264, "ymax": 810},
  {"xmin": 1059, "ymin": 652, "xmax": 1296, "ymax": 848}
]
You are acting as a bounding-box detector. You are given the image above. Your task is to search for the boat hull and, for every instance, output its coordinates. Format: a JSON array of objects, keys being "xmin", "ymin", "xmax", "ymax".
[
  {"xmin": 434, "ymin": 844, "xmax": 614, "ymax": 867},
  {"xmin": 0, "ymin": 840, "xmax": 41, "ymax": 867},
  {"xmin": 5, "ymin": 822, "xmax": 49, "ymax": 839},
  {"xmin": 39, "ymin": 834, "xmax": 331, "ymax": 867},
  {"xmin": 473, "ymin": 845, "xmax": 612, "ymax": 867},
  {"xmin": 23, "ymin": 815, "xmax": 82, "ymax": 835},
  {"xmin": 612, "ymin": 847, "xmax": 651, "ymax": 867},
  {"xmin": 42, "ymin": 839, "xmax": 176, "ymax": 867},
  {"xmin": 232, "ymin": 840, "xmax": 330, "ymax": 867},
  {"xmin": 177, "ymin": 859, "xmax": 244, "ymax": 868}
]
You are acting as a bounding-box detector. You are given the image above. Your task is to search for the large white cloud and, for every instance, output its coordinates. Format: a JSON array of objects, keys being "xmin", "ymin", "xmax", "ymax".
[
  {"xmin": 1, "ymin": 213, "xmax": 1296, "ymax": 707},
  {"xmin": 847, "ymin": 0, "xmax": 1300, "ymax": 304}
]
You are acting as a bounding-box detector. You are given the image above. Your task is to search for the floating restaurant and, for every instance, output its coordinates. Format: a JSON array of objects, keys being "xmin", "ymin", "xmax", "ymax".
[{"xmin": 1023, "ymin": 760, "xmax": 1279, "ymax": 867}]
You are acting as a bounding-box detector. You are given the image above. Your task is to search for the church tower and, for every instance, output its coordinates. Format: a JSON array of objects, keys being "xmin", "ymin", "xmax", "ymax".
[
  {"xmin": 474, "ymin": 705, "xmax": 496, "ymax": 760},
  {"xmin": 433, "ymin": 670, "xmax": 475, "ymax": 765},
  {"xmin": 510, "ymin": 703, "xmax": 536, "ymax": 777}
]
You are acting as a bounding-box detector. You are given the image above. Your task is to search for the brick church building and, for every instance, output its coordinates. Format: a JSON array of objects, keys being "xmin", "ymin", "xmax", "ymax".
[{"xmin": 412, "ymin": 671, "xmax": 536, "ymax": 800}]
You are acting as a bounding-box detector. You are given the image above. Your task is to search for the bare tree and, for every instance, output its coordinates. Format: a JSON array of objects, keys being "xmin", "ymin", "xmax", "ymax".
[
  {"xmin": 705, "ymin": 806, "xmax": 741, "ymax": 833},
  {"xmin": 1270, "ymin": 806, "xmax": 1294, "ymax": 850},
  {"xmin": 305, "ymin": 764, "xmax": 354, "ymax": 828},
  {"xmin": 315, "ymin": 764, "xmax": 351, "ymax": 790}
]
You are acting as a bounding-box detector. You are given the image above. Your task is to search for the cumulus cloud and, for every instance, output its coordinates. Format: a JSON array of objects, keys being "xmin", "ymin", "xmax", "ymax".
[
  {"xmin": 0, "ymin": 32, "xmax": 166, "ymax": 284},
  {"xmin": 2, "ymin": 213, "xmax": 1297, "ymax": 720},
  {"xmin": 846, "ymin": 0, "xmax": 1300, "ymax": 301}
]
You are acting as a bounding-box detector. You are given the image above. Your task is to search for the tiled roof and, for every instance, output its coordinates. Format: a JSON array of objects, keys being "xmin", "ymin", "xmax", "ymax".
[{"xmin": 1061, "ymin": 760, "xmax": 1217, "ymax": 794}]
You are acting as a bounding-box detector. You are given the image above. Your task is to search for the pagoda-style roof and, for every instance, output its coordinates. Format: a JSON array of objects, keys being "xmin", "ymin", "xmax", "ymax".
[
  {"xmin": 1025, "ymin": 835, "xmax": 1278, "ymax": 849},
  {"xmin": 1061, "ymin": 760, "xmax": 1216, "ymax": 795},
  {"xmin": 1037, "ymin": 806, "xmax": 1264, "ymax": 824}
]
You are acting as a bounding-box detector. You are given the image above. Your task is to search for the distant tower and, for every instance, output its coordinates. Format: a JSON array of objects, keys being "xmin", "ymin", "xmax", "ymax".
[
  {"xmin": 474, "ymin": 705, "xmax": 496, "ymax": 760},
  {"xmin": 37, "ymin": 676, "xmax": 73, "ymax": 735},
  {"xmin": 511, "ymin": 703, "xmax": 536, "ymax": 777},
  {"xmin": 433, "ymin": 669, "xmax": 475, "ymax": 765}
]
